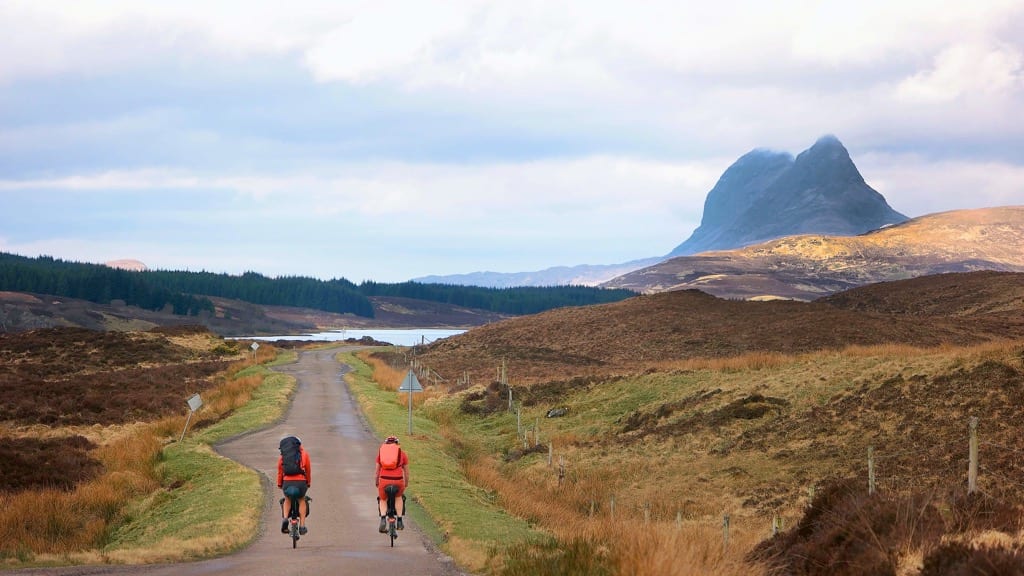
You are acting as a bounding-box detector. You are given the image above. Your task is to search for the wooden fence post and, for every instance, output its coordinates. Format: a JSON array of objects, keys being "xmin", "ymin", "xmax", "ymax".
[
  {"xmin": 969, "ymin": 416, "xmax": 979, "ymax": 494},
  {"xmin": 723, "ymin": 515, "xmax": 730, "ymax": 551},
  {"xmin": 868, "ymin": 446, "xmax": 875, "ymax": 495}
]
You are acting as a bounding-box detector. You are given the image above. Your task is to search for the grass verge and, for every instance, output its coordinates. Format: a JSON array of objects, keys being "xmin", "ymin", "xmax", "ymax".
[
  {"xmin": 341, "ymin": 351, "xmax": 545, "ymax": 573},
  {"xmin": 102, "ymin": 358, "xmax": 297, "ymax": 562}
]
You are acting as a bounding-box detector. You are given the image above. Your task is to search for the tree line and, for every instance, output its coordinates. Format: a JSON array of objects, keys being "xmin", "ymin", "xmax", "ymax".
[
  {"xmin": 0, "ymin": 253, "xmax": 635, "ymax": 318},
  {"xmin": 359, "ymin": 280, "xmax": 634, "ymax": 315},
  {"xmin": 0, "ymin": 253, "xmax": 214, "ymax": 316}
]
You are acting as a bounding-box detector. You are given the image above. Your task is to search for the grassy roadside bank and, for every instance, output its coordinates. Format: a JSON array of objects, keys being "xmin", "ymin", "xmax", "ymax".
[
  {"xmin": 1, "ymin": 351, "xmax": 298, "ymax": 569},
  {"xmin": 102, "ymin": 355, "xmax": 298, "ymax": 563},
  {"xmin": 340, "ymin": 351, "xmax": 544, "ymax": 573}
]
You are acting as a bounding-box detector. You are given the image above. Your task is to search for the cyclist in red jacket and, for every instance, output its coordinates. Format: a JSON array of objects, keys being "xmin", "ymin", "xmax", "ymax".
[
  {"xmin": 375, "ymin": 435, "xmax": 409, "ymax": 532},
  {"xmin": 277, "ymin": 436, "xmax": 312, "ymax": 535}
]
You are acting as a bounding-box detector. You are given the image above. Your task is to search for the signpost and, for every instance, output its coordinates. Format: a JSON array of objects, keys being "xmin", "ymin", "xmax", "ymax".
[
  {"xmin": 398, "ymin": 369, "xmax": 424, "ymax": 434},
  {"xmin": 250, "ymin": 341, "xmax": 260, "ymax": 362},
  {"xmin": 179, "ymin": 393, "xmax": 203, "ymax": 442}
]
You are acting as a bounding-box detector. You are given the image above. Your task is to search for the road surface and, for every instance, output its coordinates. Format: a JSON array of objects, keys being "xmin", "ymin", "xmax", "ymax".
[{"xmin": 12, "ymin": 346, "xmax": 464, "ymax": 576}]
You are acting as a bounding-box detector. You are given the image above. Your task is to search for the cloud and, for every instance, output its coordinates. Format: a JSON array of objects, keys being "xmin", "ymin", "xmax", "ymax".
[
  {"xmin": 0, "ymin": 156, "xmax": 719, "ymax": 276},
  {"xmin": 896, "ymin": 41, "xmax": 1023, "ymax": 103},
  {"xmin": 859, "ymin": 153, "xmax": 1024, "ymax": 216},
  {"xmin": 2, "ymin": 1, "xmax": 1024, "ymax": 282}
]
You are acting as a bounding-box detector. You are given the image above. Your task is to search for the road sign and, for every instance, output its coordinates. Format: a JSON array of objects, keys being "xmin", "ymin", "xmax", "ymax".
[
  {"xmin": 399, "ymin": 369, "xmax": 423, "ymax": 434},
  {"xmin": 398, "ymin": 370, "xmax": 424, "ymax": 392},
  {"xmin": 180, "ymin": 393, "xmax": 204, "ymax": 441},
  {"xmin": 250, "ymin": 342, "xmax": 260, "ymax": 351}
]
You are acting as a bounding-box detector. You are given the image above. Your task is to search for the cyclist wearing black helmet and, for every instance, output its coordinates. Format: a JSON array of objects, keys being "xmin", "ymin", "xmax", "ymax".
[{"xmin": 277, "ymin": 435, "xmax": 311, "ymax": 535}]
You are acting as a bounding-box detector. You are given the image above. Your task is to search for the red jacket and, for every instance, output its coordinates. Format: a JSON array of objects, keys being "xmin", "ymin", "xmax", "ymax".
[{"xmin": 277, "ymin": 447, "xmax": 312, "ymax": 488}]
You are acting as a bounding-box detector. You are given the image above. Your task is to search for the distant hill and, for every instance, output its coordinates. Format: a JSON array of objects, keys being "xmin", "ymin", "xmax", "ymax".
[
  {"xmin": 418, "ymin": 135, "xmax": 906, "ymax": 288},
  {"xmin": 668, "ymin": 135, "xmax": 907, "ymax": 256},
  {"xmin": 104, "ymin": 259, "xmax": 148, "ymax": 271},
  {"xmin": 603, "ymin": 206, "xmax": 1024, "ymax": 300},
  {"xmin": 414, "ymin": 257, "xmax": 662, "ymax": 288},
  {"xmin": 414, "ymin": 270, "xmax": 1024, "ymax": 386}
]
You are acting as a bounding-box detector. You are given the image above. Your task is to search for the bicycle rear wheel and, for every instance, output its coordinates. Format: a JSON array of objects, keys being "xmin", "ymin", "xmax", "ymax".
[{"xmin": 289, "ymin": 495, "xmax": 300, "ymax": 548}]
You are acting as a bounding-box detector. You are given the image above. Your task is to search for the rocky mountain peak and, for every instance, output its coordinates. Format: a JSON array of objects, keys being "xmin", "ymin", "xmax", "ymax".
[{"xmin": 668, "ymin": 135, "xmax": 906, "ymax": 257}]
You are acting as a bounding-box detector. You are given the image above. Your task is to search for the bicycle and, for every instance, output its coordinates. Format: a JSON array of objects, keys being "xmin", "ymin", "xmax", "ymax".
[
  {"xmin": 380, "ymin": 484, "xmax": 405, "ymax": 547},
  {"xmin": 280, "ymin": 494, "xmax": 311, "ymax": 548}
]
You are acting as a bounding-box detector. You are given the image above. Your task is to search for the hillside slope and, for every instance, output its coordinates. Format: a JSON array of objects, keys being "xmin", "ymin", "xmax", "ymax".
[
  {"xmin": 398, "ymin": 269, "xmax": 1024, "ymax": 574},
  {"xmin": 416, "ymin": 270, "xmax": 1024, "ymax": 386},
  {"xmin": 604, "ymin": 206, "xmax": 1024, "ymax": 300}
]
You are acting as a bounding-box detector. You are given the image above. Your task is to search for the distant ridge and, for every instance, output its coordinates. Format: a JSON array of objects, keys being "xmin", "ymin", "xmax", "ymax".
[
  {"xmin": 414, "ymin": 257, "xmax": 662, "ymax": 288},
  {"xmin": 669, "ymin": 135, "xmax": 908, "ymax": 256},
  {"xmin": 603, "ymin": 206, "xmax": 1024, "ymax": 300}
]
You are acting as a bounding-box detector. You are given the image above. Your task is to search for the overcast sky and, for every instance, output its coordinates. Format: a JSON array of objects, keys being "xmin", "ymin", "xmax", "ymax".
[{"xmin": 2, "ymin": 1, "xmax": 1023, "ymax": 283}]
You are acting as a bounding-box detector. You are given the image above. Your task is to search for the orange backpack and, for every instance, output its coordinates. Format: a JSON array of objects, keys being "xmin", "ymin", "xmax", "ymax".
[{"xmin": 379, "ymin": 443, "xmax": 402, "ymax": 470}]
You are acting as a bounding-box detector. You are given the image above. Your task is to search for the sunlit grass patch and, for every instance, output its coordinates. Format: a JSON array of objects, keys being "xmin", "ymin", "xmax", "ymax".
[{"xmin": 103, "ymin": 443, "xmax": 261, "ymax": 563}]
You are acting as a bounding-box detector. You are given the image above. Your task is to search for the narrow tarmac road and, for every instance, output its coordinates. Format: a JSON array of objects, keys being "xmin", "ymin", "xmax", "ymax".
[{"xmin": 12, "ymin": 346, "xmax": 464, "ymax": 576}]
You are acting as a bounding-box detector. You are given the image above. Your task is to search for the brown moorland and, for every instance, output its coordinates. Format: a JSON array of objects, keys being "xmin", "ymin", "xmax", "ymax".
[
  {"xmin": 416, "ymin": 270, "xmax": 1024, "ymax": 386},
  {"xmin": 0, "ymin": 325, "xmax": 239, "ymax": 492}
]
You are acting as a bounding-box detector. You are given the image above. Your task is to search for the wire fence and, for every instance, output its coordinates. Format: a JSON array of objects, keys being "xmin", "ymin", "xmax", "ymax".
[
  {"xmin": 525, "ymin": 414, "xmax": 1024, "ymax": 545},
  {"xmin": 402, "ymin": 358, "xmax": 1024, "ymax": 547}
]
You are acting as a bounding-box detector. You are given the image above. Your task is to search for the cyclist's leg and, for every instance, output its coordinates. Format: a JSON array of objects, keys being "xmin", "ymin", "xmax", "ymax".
[
  {"xmin": 377, "ymin": 482, "xmax": 389, "ymax": 532},
  {"xmin": 292, "ymin": 483, "xmax": 309, "ymax": 532},
  {"xmin": 396, "ymin": 482, "xmax": 406, "ymax": 516}
]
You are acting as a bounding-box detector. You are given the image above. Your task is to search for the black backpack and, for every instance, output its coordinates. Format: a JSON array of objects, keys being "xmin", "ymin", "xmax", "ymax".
[{"xmin": 279, "ymin": 436, "xmax": 304, "ymax": 476}]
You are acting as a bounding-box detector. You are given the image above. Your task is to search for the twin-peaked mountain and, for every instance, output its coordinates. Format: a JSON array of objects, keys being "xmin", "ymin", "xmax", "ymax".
[
  {"xmin": 669, "ymin": 135, "xmax": 907, "ymax": 256},
  {"xmin": 417, "ymin": 135, "xmax": 910, "ymax": 288}
]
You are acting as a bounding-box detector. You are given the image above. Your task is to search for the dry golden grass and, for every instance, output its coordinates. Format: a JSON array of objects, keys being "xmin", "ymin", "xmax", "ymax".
[
  {"xmin": 463, "ymin": 452, "xmax": 768, "ymax": 574},
  {"xmin": 363, "ymin": 353, "xmax": 442, "ymax": 407},
  {"xmin": 0, "ymin": 426, "xmax": 163, "ymax": 556},
  {"xmin": 0, "ymin": 349, "xmax": 274, "ymax": 562},
  {"xmin": 434, "ymin": 338, "xmax": 1024, "ymax": 574},
  {"xmin": 647, "ymin": 340, "xmax": 1010, "ymax": 374},
  {"xmin": 650, "ymin": 350, "xmax": 796, "ymax": 373}
]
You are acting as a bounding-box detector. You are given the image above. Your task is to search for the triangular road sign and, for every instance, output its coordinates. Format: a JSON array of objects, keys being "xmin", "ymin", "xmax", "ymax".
[{"xmin": 398, "ymin": 369, "xmax": 424, "ymax": 392}]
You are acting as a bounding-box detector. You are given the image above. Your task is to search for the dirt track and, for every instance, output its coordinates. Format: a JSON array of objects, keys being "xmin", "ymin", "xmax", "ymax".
[{"xmin": 10, "ymin": 346, "xmax": 463, "ymax": 576}]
